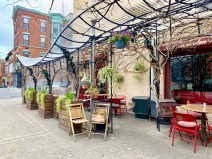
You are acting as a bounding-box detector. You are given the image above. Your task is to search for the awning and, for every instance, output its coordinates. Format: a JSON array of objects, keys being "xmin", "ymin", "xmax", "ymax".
[
  {"xmin": 17, "ymin": 0, "xmax": 212, "ymax": 67},
  {"xmin": 159, "ymin": 35, "xmax": 212, "ymax": 53}
]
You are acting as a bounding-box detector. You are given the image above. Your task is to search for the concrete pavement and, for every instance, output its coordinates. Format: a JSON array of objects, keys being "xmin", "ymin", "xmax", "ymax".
[{"xmin": 0, "ymin": 95, "xmax": 212, "ymax": 159}]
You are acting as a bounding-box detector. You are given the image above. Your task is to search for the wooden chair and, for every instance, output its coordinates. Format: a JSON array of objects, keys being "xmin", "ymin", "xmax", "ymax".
[
  {"xmin": 89, "ymin": 103, "xmax": 110, "ymax": 141},
  {"xmin": 68, "ymin": 103, "xmax": 89, "ymax": 141}
]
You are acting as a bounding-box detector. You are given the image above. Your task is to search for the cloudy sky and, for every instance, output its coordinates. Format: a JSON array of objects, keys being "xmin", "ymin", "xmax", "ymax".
[{"xmin": 0, "ymin": 0, "xmax": 73, "ymax": 58}]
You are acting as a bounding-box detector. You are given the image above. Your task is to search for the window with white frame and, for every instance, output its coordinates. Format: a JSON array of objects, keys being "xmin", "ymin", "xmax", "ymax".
[
  {"xmin": 41, "ymin": 21, "xmax": 46, "ymax": 32},
  {"xmin": 53, "ymin": 23, "xmax": 59, "ymax": 34},
  {"xmin": 23, "ymin": 17, "xmax": 29, "ymax": 29},
  {"xmin": 23, "ymin": 33, "xmax": 29, "ymax": 46},
  {"xmin": 40, "ymin": 36, "xmax": 46, "ymax": 48}
]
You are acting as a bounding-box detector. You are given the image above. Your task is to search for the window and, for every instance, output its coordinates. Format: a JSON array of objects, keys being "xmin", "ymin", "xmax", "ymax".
[
  {"xmin": 23, "ymin": 33, "xmax": 29, "ymax": 46},
  {"xmin": 40, "ymin": 37, "xmax": 46, "ymax": 48},
  {"xmin": 40, "ymin": 52, "xmax": 46, "ymax": 57},
  {"xmin": 53, "ymin": 23, "xmax": 59, "ymax": 34},
  {"xmin": 171, "ymin": 53, "xmax": 212, "ymax": 92},
  {"xmin": 41, "ymin": 21, "xmax": 46, "ymax": 32},
  {"xmin": 23, "ymin": 50, "xmax": 30, "ymax": 57},
  {"xmin": 23, "ymin": 17, "xmax": 29, "ymax": 29}
]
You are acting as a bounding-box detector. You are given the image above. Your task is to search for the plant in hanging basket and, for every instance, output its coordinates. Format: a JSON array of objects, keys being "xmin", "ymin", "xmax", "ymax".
[
  {"xmin": 98, "ymin": 66, "xmax": 116, "ymax": 82},
  {"xmin": 109, "ymin": 31, "xmax": 131, "ymax": 49},
  {"xmin": 133, "ymin": 61, "xmax": 145, "ymax": 72},
  {"xmin": 113, "ymin": 73, "xmax": 124, "ymax": 83}
]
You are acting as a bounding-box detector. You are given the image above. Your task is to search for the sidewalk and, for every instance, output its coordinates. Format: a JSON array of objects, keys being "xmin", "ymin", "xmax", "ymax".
[{"xmin": 0, "ymin": 98, "xmax": 211, "ymax": 159}]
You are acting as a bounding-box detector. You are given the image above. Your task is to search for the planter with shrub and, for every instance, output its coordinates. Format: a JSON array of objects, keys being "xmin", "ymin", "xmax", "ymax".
[
  {"xmin": 56, "ymin": 92, "xmax": 82, "ymax": 134},
  {"xmin": 37, "ymin": 89, "xmax": 55, "ymax": 119},
  {"xmin": 24, "ymin": 87, "xmax": 38, "ymax": 110}
]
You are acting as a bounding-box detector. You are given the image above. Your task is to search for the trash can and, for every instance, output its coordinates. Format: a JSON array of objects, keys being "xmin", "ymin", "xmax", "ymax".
[{"xmin": 132, "ymin": 96, "xmax": 150, "ymax": 119}]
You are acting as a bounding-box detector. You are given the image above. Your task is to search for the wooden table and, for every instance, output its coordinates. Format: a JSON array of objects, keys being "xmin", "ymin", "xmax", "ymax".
[{"xmin": 181, "ymin": 104, "xmax": 212, "ymax": 134}]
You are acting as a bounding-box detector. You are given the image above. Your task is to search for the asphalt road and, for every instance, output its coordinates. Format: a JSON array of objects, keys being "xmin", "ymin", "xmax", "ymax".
[{"xmin": 0, "ymin": 88, "xmax": 21, "ymax": 99}]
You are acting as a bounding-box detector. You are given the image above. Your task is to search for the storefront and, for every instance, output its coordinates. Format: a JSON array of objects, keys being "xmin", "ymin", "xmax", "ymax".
[{"xmin": 163, "ymin": 36, "xmax": 212, "ymax": 104}]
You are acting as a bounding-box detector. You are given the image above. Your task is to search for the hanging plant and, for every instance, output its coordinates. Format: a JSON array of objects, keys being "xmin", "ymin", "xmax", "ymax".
[
  {"xmin": 133, "ymin": 61, "xmax": 145, "ymax": 72},
  {"xmin": 24, "ymin": 87, "xmax": 35, "ymax": 101},
  {"xmin": 113, "ymin": 73, "xmax": 124, "ymax": 83},
  {"xmin": 109, "ymin": 31, "xmax": 131, "ymax": 49},
  {"xmin": 55, "ymin": 96, "xmax": 66, "ymax": 113},
  {"xmin": 98, "ymin": 66, "xmax": 116, "ymax": 82}
]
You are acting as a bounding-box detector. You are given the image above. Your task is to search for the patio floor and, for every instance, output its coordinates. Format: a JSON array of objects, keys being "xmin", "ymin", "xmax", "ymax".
[{"xmin": 0, "ymin": 97, "xmax": 211, "ymax": 159}]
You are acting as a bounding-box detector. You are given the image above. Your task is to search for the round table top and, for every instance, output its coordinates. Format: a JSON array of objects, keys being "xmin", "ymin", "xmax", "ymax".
[
  {"xmin": 181, "ymin": 104, "xmax": 212, "ymax": 114},
  {"xmin": 83, "ymin": 94, "xmax": 108, "ymax": 97}
]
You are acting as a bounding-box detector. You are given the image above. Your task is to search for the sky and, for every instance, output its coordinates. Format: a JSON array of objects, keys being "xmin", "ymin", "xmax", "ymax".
[{"xmin": 0, "ymin": 0, "xmax": 73, "ymax": 58}]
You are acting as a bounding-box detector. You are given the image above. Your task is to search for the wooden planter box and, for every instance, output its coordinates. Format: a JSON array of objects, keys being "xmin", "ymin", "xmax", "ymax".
[
  {"xmin": 58, "ymin": 100, "xmax": 82, "ymax": 134},
  {"xmin": 53, "ymin": 96, "xmax": 59, "ymax": 120},
  {"xmin": 39, "ymin": 94, "xmax": 54, "ymax": 119},
  {"xmin": 26, "ymin": 92, "xmax": 38, "ymax": 110}
]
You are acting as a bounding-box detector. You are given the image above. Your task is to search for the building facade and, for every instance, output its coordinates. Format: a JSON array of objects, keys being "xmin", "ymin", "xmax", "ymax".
[
  {"xmin": 0, "ymin": 59, "xmax": 6, "ymax": 87},
  {"xmin": 5, "ymin": 6, "xmax": 72, "ymax": 88},
  {"xmin": 73, "ymin": 0, "xmax": 212, "ymax": 105},
  {"xmin": 5, "ymin": 6, "xmax": 52, "ymax": 88}
]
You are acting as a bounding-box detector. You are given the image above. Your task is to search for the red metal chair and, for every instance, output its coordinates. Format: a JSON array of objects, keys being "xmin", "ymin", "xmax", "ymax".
[
  {"xmin": 117, "ymin": 95, "xmax": 127, "ymax": 115},
  {"xmin": 172, "ymin": 112, "xmax": 203, "ymax": 153},
  {"xmin": 169, "ymin": 105, "xmax": 177, "ymax": 137},
  {"xmin": 205, "ymin": 124, "xmax": 212, "ymax": 146},
  {"xmin": 108, "ymin": 98, "xmax": 121, "ymax": 116}
]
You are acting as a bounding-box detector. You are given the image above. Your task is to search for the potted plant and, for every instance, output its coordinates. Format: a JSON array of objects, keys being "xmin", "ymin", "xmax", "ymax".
[
  {"xmin": 57, "ymin": 92, "xmax": 82, "ymax": 134},
  {"xmin": 24, "ymin": 87, "xmax": 38, "ymax": 110},
  {"xmin": 36, "ymin": 89, "xmax": 47, "ymax": 107},
  {"xmin": 98, "ymin": 66, "xmax": 116, "ymax": 82},
  {"xmin": 109, "ymin": 31, "xmax": 131, "ymax": 49},
  {"xmin": 133, "ymin": 61, "xmax": 145, "ymax": 72},
  {"xmin": 85, "ymin": 87, "xmax": 99, "ymax": 99},
  {"xmin": 113, "ymin": 73, "xmax": 124, "ymax": 83},
  {"xmin": 37, "ymin": 89, "xmax": 55, "ymax": 119}
]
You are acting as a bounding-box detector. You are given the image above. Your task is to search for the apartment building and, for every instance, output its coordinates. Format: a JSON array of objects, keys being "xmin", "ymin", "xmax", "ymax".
[{"xmin": 5, "ymin": 6, "xmax": 72, "ymax": 88}]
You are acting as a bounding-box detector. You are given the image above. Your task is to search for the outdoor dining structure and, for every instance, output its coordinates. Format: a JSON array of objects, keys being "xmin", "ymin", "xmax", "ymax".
[{"xmin": 16, "ymin": 0, "xmax": 212, "ymax": 149}]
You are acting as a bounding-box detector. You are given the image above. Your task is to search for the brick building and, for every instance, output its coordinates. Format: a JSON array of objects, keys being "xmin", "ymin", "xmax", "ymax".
[
  {"xmin": 0, "ymin": 59, "xmax": 6, "ymax": 87},
  {"xmin": 5, "ymin": 6, "xmax": 52, "ymax": 88}
]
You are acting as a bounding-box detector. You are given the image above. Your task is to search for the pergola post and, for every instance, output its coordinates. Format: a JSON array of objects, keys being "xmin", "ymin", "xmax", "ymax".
[
  {"xmin": 90, "ymin": 20, "xmax": 96, "ymax": 115},
  {"xmin": 109, "ymin": 32, "xmax": 113, "ymax": 133}
]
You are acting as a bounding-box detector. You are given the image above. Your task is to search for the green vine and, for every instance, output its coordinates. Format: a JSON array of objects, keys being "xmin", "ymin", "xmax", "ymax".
[
  {"xmin": 42, "ymin": 69, "xmax": 51, "ymax": 86},
  {"xmin": 24, "ymin": 87, "xmax": 35, "ymax": 101},
  {"xmin": 26, "ymin": 67, "xmax": 37, "ymax": 90}
]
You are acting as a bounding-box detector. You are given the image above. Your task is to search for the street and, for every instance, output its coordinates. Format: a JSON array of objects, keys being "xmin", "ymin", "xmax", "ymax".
[{"xmin": 0, "ymin": 88, "xmax": 21, "ymax": 99}]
